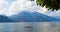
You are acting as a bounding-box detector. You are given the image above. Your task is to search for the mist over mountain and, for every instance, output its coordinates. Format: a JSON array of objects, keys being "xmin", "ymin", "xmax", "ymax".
[
  {"xmin": 9, "ymin": 11, "xmax": 60, "ymax": 22},
  {"xmin": 0, "ymin": 15, "xmax": 13, "ymax": 22}
]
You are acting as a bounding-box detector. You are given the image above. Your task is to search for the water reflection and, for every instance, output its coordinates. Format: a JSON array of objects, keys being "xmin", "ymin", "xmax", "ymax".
[{"xmin": 0, "ymin": 22, "xmax": 60, "ymax": 32}]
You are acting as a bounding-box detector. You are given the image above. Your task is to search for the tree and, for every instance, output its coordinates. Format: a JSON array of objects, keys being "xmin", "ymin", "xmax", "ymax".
[{"xmin": 30, "ymin": 0, "xmax": 60, "ymax": 11}]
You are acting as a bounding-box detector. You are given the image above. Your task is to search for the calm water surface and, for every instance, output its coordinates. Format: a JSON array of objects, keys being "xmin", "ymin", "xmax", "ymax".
[{"xmin": 0, "ymin": 22, "xmax": 60, "ymax": 32}]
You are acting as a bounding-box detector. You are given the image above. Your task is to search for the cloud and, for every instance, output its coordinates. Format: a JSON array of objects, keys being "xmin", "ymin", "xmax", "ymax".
[
  {"xmin": 0, "ymin": 0, "xmax": 48, "ymax": 16},
  {"xmin": 0, "ymin": 0, "xmax": 8, "ymax": 15},
  {"xmin": 46, "ymin": 10, "xmax": 60, "ymax": 16},
  {"xmin": 1, "ymin": 0, "xmax": 60, "ymax": 17},
  {"xmin": 5, "ymin": 0, "xmax": 35, "ymax": 16},
  {"xmin": 4, "ymin": 0, "xmax": 60, "ymax": 17},
  {"xmin": 4, "ymin": 0, "xmax": 47, "ymax": 16},
  {"xmin": 9, "ymin": 0, "xmax": 34, "ymax": 12}
]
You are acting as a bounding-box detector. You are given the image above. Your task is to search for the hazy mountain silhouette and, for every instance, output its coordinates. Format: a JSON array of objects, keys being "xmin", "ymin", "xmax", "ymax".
[
  {"xmin": 0, "ymin": 15, "xmax": 13, "ymax": 22},
  {"xmin": 52, "ymin": 16, "xmax": 60, "ymax": 19},
  {"xmin": 9, "ymin": 11, "xmax": 60, "ymax": 22}
]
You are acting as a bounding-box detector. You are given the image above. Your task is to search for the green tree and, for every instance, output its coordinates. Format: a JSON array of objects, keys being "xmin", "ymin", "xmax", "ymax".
[{"xmin": 30, "ymin": 0, "xmax": 60, "ymax": 11}]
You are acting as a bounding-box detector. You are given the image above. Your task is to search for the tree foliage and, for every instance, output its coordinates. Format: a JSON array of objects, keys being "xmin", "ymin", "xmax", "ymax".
[{"xmin": 31, "ymin": 0, "xmax": 60, "ymax": 11}]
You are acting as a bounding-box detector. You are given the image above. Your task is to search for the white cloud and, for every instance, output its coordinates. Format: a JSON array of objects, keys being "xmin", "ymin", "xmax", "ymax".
[
  {"xmin": 5, "ymin": 0, "xmax": 33, "ymax": 16},
  {"xmin": 46, "ymin": 10, "xmax": 60, "ymax": 16},
  {"xmin": 37, "ymin": 7, "xmax": 47, "ymax": 13},
  {"xmin": 0, "ymin": 0, "xmax": 49, "ymax": 16},
  {"xmin": 3, "ymin": 0, "xmax": 60, "ymax": 17},
  {"xmin": 9, "ymin": 0, "xmax": 33, "ymax": 11},
  {"xmin": 5, "ymin": 0, "xmax": 47, "ymax": 16},
  {"xmin": 1, "ymin": 0, "xmax": 60, "ymax": 17},
  {"xmin": 0, "ymin": 0, "xmax": 8, "ymax": 14}
]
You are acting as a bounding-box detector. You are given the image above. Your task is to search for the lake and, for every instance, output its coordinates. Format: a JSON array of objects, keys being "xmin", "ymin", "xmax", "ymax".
[{"xmin": 0, "ymin": 22, "xmax": 60, "ymax": 32}]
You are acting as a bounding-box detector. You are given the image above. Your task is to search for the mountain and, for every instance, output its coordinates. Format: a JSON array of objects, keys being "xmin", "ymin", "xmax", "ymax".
[
  {"xmin": 9, "ymin": 11, "xmax": 60, "ymax": 22},
  {"xmin": 0, "ymin": 15, "xmax": 13, "ymax": 22},
  {"xmin": 52, "ymin": 16, "xmax": 60, "ymax": 19}
]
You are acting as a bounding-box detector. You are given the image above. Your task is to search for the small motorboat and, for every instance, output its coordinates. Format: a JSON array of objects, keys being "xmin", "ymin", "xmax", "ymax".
[{"xmin": 24, "ymin": 25, "xmax": 32, "ymax": 28}]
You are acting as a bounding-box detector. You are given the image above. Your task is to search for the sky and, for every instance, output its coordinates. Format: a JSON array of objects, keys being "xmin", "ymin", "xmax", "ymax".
[{"xmin": 0, "ymin": 0, "xmax": 60, "ymax": 17}]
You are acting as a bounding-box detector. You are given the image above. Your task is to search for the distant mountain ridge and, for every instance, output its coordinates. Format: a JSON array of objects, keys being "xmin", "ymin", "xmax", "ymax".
[
  {"xmin": 9, "ymin": 11, "xmax": 60, "ymax": 22},
  {"xmin": 0, "ymin": 11, "xmax": 59, "ymax": 22},
  {"xmin": 0, "ymin": 15, "xmax": 13, "ymax": 22},
  {"xmin": 51, "ymin": 16, "xmax": 60, "ymax": 19}
]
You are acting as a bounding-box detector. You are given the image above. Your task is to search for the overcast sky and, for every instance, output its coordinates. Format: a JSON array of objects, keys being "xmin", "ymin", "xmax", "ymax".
[{"xmin": 0, "ymin": 0, "xmax": 60, "ymax": 17}]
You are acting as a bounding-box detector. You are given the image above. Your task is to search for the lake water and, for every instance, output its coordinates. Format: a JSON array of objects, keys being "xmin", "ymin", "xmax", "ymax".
[{"xmin": 0, "ymin": 22, "xmax": 60, "ymax": 32}]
